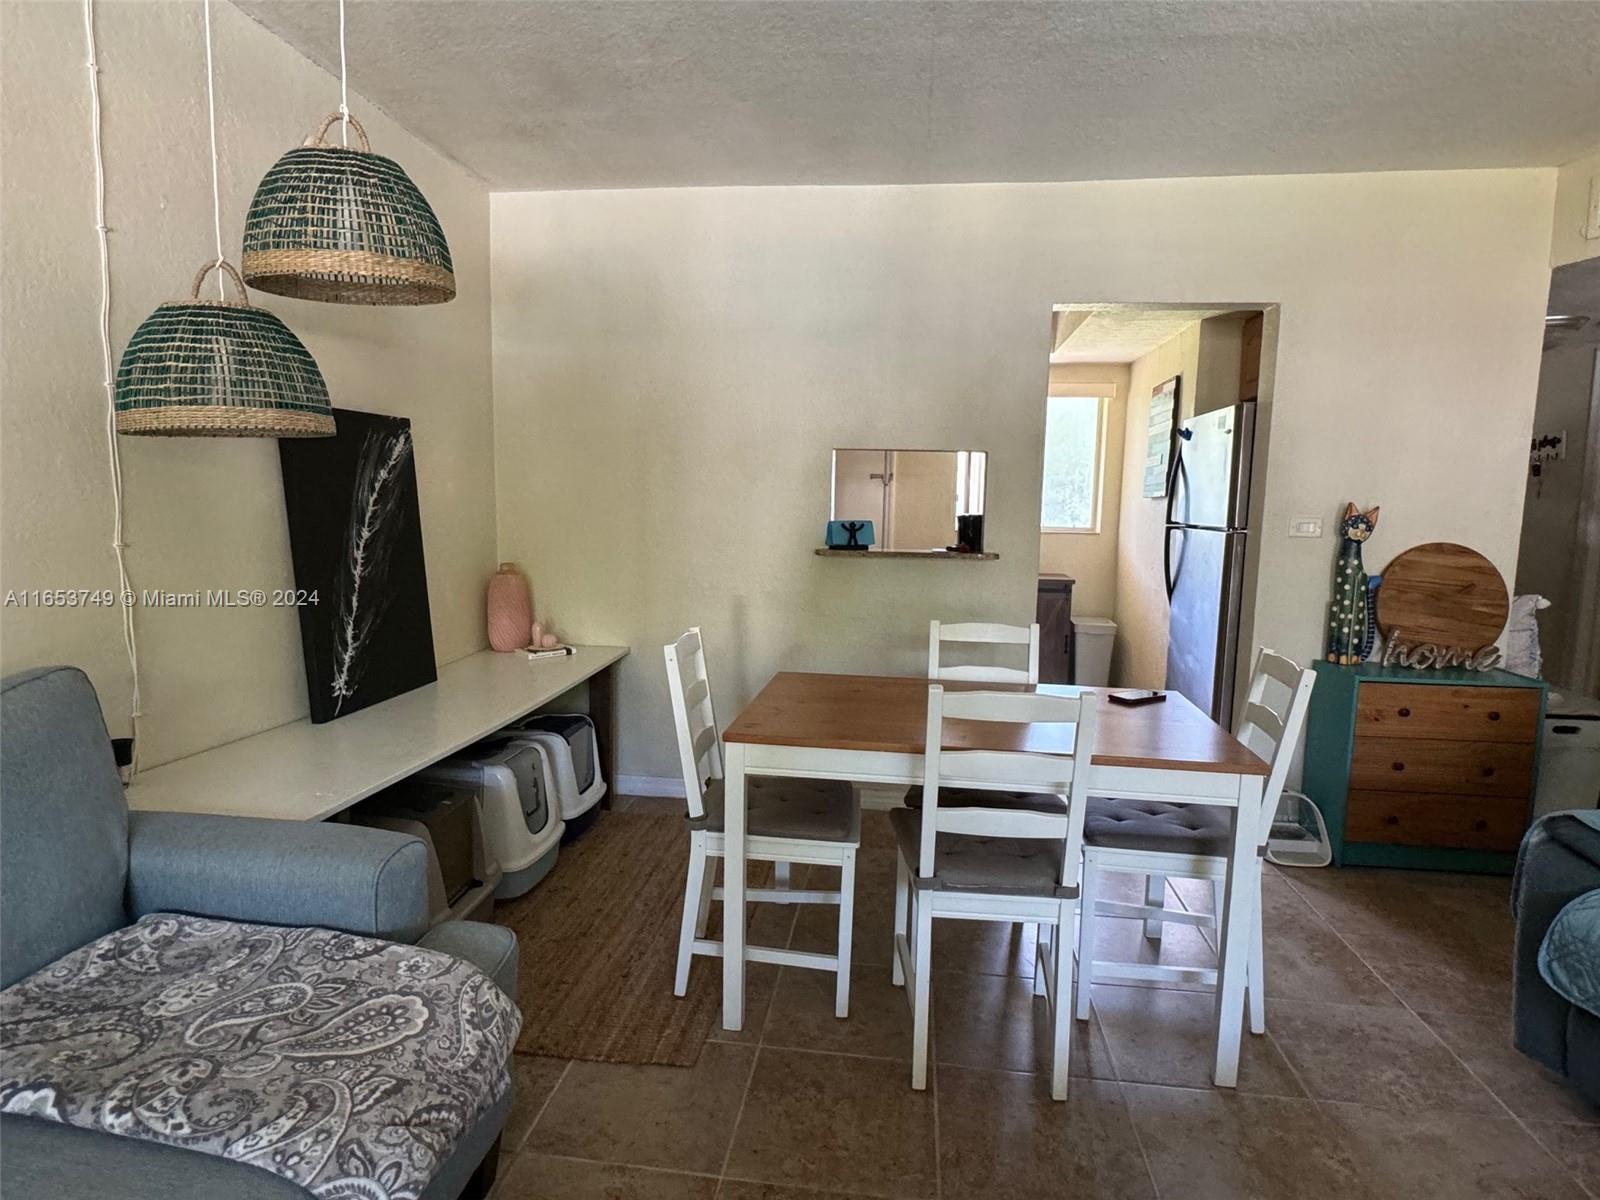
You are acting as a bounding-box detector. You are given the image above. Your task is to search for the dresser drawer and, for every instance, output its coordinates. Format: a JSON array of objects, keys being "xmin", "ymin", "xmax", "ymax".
[
  {"xmin": 1345, "ymin": 790, "xmax": 1529, "ymax": 852},
  {"xmin": 1355, "ymin": 684, "xmax": 1539, "ymax": 743},
  {"xmin": 1349, "ymin": 736, "xmax": 1534, "ymax": 796}
]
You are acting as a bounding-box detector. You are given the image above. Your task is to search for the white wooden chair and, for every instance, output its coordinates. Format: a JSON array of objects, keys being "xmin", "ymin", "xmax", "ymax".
[
  {"xmin": 891, "ymin": 684, "xmax": 1099, "ymax": 1100},
  {"xmin": 1072, "ymin": 649, "xmax": 1316, "ymax": 1033},
  {"xmin": 928, "ymin": 620, "xmax": 1041, "ymax": 684},
  {"xmin": 664, "ymin": 628, "xmax": 861, "ymax": 1017}
]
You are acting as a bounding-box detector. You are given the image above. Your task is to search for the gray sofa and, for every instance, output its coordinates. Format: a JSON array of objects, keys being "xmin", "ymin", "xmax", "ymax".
[
  {"xmin": 0, "ymin": 665, "xmax": 519, "ymax": 1200},
  {"xmin": 1513, "ymin": 810, "xmax": 1600, "ymax": 1105}
]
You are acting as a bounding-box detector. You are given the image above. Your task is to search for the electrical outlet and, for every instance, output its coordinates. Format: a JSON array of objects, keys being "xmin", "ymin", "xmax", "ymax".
[{"xmin": 1289, "ymin": 517, "xmax": 1323, "ymax": 538}]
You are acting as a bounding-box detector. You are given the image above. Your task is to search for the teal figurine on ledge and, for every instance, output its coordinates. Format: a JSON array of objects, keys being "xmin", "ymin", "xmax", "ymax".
[
  {"xmin": 1325, "ymin": 502, "xmax": 1381, "ymax": 665},
  {"xmin": 825, "ymin": 520, "xmax": 875, "ymax": 550}
]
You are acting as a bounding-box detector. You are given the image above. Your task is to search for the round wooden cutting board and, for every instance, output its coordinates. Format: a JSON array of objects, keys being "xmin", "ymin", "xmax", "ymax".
[{"xmin": 1375, "ymin": 542, "xmax": 1509, "ymax": 650}]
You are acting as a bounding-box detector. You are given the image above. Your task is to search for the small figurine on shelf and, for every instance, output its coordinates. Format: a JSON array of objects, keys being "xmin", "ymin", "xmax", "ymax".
[{"xmin": 1325, "ymin": 503, "xmax": 1381, "ymax": 665}]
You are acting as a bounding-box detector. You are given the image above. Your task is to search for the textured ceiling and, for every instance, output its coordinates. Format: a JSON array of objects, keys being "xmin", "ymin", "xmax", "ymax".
[
  {"xmin": 1051, "ymin": 305, "xmax": 1228, "ymax": 363},
  {"xmin": 232, "ymin": 0, "xmax": 1600, "ymax": 191}
]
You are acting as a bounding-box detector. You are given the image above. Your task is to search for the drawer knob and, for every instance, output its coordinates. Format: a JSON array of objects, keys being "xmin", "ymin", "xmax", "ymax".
[
  {"xmin": 1397, "ymin": 707, "xmax": 1411, "ymax": 718},
  {"xmin": 1385, "ymin": 815, "xmax": 1400, "ymax": 826},
  {"xmin": 1482, "ymin": 766, "xmax": 1495, "ymax": 778},
  {"xmin": 1488, "ymin": 711, "xmax": 1501, "ymax": 721},
  {"xmin": 1392, "ymin": 762, "xmax": 1406, "ymax": 772},
  {"xmin": 1473, "ymin": 819, "xmax": 1488, "ymax": 831}
]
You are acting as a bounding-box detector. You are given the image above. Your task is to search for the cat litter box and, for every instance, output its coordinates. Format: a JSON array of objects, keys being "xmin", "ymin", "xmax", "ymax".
[
  {"xmin": 503, "ymin": 712, "xmax": 608, "ymax": 825},
  {"xmin": 1264, "ymin": 789, "xmax": 1333, "ymax": 868},
  {"xmin": 419, "ymin": 736, "xmax": 565, "ymax": 900}
]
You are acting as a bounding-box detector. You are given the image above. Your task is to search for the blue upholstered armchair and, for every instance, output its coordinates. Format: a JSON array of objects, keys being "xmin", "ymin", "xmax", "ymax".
[{"xmin": 0, "ymin": 666, "xmax": 520, "ymax": 1200}]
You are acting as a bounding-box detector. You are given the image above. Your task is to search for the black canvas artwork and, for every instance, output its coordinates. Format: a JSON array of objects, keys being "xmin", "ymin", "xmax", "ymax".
[{"xmin": 279, "ymin": 408, "xmax": 436, "ymax": 723}]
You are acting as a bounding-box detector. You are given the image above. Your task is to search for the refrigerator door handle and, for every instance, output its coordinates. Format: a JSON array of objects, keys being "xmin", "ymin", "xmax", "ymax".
[
  {"xmin": 1165, "ymin": 430, "xmax": 1192, "ymax": 526},
  {"xmin": 1164, "ymin": 525, "xmax": 1179, "ymax": 601}
]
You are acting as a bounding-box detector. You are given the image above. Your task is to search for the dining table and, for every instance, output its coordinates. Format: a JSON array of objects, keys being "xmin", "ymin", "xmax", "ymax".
[{"xmin": 717, "ymin": 671, "xmax": 1271, "ymax": 1087}]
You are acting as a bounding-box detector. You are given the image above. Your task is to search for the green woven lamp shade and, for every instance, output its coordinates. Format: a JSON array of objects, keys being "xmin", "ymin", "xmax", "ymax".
[
  {"xmin": 242, "ymin": 113, "xmax": 454, "ymax": 305},
  {"xmin": 115, "ymin": 261, "xmax": 335, "ymax": 438}
]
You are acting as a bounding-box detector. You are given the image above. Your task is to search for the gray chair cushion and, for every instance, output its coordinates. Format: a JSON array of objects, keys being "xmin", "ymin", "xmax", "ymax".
[
  {"xmin": 904, "ymin": 786, "xmax": 1066, "ymax": 813},
  {"xmin": 698, "ymin": 776, "xmax": 859, "ymax": 843},
  {"xmin": 1082, "ymin": 798, "xmax": 1232, "ymax": 857},
  {"xmin": 0, "ymin": 667, "xmax": 129, "ymax": 989},
  {"xmin": 888, "ymin": 807, "xmax": 1071, "ymax": 897}
]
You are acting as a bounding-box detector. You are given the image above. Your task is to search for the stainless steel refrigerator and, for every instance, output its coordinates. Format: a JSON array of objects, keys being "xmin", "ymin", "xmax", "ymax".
[{"xmin": 1164, "ymin": 404, "xmax": 1255, "ymax": 727}]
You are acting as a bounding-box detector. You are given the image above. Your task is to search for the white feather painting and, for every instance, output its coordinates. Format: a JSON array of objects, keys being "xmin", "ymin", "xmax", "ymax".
[{"xmin": 279, "ymin": 410, "xmax": 437, "ymax": 723}]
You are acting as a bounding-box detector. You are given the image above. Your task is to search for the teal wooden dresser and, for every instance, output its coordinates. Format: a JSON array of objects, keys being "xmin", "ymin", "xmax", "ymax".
[{"xmin": 1303, "ymin": 662, "xmax": 1547, "ymax": 873}]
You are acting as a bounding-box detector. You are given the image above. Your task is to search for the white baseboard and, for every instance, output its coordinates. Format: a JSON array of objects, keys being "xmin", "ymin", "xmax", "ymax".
[
  {"xmin": 615, "ymin": 773, "xmax": 687, "ymax": 798},
  {"xmin": 613, "ymin": 775, "xmax": 907, "ymax": 810}
]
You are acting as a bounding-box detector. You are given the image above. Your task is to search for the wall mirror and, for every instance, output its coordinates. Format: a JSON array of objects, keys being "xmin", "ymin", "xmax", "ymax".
[{"xmin": 830, "ymin": 449, "xmax": 987, "ymax": 552}]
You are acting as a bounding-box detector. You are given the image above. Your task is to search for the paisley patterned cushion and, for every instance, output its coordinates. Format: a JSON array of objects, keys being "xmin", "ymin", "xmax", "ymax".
[
  {"xmin": 0, "ymin": 914, "xmax": 521, "ymax": 1200},
  {"xmin": 1540, "ymin": 889, "xmax": 1600, "ymax": 1019}
]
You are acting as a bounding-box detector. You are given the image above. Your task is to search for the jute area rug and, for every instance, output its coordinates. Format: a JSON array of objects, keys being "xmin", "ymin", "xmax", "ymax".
[{"xmin": 494, "ymin": 810, "xmax": 718, "ymax": 1067}]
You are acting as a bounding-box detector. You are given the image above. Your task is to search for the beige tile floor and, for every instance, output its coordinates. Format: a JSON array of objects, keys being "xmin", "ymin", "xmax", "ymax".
[{"xmin": 489, "ymin": 800, "xmax": 1599, "ymax": 1199}]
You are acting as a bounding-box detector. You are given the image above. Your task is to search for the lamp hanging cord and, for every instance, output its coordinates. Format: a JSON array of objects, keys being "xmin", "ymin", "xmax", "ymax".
[
  {"xmin": 203, "ymin": 0, "xmax": 224, "ymax": 298},
  {"xmin": 338, "ymin": 0, "xmax": 350, "ymax": 146},
  {"xmin": 83, "ymin": 0, "xmax": 143, "ymax": 776}
]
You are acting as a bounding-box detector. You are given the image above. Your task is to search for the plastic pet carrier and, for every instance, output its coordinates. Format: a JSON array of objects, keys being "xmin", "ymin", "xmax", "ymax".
[
  {"xmin": 504, "ymin": 712, "xmax": 607, "ymax": 823},
  {"xmin": 350, "ymin": 779, "xmax": 501, "ymax": 923},
  {"xmin": 419, "ymin": 735, "xmax": 565, "ymax": 900}
]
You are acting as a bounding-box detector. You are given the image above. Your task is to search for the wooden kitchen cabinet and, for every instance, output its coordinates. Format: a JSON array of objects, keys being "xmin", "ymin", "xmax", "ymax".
[{"xmin": 1303, "ymin": 661, "xmax": 1547, "ymax": 872}]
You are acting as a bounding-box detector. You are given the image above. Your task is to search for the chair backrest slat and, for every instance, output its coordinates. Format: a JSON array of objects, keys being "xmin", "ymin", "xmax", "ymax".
[
  {"xmin": 928, "ymin": 620, "xmax": 1041, "ymax": 685},
  {"xmin": 662, "ymin": 627, "xmax": 723, "ymax": 821},
  {"xmin": 920, "ymin": 684, "xmax": 1098, "ymax": 891},
  {"xmin": 1235, "ymin": 648, "xmax": 1317, "ymax": 848},
  {"xmin": 691, "ymin": 724, "xmax": 720, "ymax": 764}
]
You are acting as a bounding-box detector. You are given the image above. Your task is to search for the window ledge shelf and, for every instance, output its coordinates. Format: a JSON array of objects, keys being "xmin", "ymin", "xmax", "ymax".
[{"xmin": 814, "ymin": 548, "xmax": 999, "ymax": 561}]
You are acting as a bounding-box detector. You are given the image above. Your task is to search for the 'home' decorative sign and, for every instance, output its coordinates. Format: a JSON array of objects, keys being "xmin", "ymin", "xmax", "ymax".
[
  {"xmin": 1380, "ymin": 638, "xmax": 1502, "ymax": 672},
  {"xmin": 1373, "ymin": 542, "xmax": 1510, "ymax": 674}
]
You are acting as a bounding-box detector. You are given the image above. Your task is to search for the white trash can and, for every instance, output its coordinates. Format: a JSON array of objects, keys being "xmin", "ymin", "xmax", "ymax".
[{"xmin": 1071, "ymin": 616, "xmax": 1116, "ymax": 686}]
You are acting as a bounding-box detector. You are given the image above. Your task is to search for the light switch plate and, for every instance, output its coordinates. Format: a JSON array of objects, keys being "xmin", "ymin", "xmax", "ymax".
[{"xmin": 1289, "ymin": 517, "xmax": 1323, "ymax": 538}]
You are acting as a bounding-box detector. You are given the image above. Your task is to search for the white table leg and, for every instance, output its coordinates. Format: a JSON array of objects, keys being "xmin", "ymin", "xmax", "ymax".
[
  {"xmin": 1213, "ymin": 774, "xmax": 1261, "ymax": 1087},
  {"xmin": 721, "ymin": 741, "xmax": 747, "ymax": 1031}
]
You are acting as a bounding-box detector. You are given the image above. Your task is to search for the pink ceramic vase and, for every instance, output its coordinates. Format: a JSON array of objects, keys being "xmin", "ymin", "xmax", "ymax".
[{"xmin": 487, "ymin": 563, "xmax": 533, "ymax": 652}]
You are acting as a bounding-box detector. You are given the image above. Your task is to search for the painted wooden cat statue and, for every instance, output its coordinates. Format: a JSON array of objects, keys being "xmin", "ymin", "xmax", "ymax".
[{"xmin": 1325, "ymin": 503, "xmax": 1381, "ymax": 665}]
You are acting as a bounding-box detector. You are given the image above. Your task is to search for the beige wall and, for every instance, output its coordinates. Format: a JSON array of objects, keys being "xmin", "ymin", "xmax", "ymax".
[
  {"xmin": 0, "ymin": 0, "xmax": 496, "ymax": 765},
  {"xmin": 1038, "ymin": 363, "xmax": 1130, "ymax": 617},
  {"xmin": 1552, "ymin": 150, "xmax": 1600, "ymax": 268},
  {"xmin": 492, "ymin": 171, "xmax": 1554, "ymax": 783}
]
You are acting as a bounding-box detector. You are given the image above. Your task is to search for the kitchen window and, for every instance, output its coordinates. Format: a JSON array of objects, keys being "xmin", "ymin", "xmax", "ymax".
[{"xmin": 1040, "ymin": 394, "xmax": 1107, "ymax": 532}]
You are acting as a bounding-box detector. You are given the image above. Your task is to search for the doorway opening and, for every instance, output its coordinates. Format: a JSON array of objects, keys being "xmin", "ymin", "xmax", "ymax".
[
  {"xmin": 1514, "ymin": 256, "xmax": 1600, "ymax": 707},
  {"xmin": 1034, "ymin": 302, "xmax": 1277, "ymax": 729}
]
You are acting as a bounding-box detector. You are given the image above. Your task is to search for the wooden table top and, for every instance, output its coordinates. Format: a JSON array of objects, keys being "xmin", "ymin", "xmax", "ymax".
[{"xmin": 723, "ymin": 672, "xmax": 1269, "ymax": 776}]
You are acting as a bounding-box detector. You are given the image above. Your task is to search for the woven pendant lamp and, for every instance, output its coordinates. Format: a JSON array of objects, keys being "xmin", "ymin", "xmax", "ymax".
[
  {"xmin": 114, "ymin": 260, "xmax": 335, "ymax": 437},
  {"xmin": 241, "ymin": 112, "xmax": 454, "ymax": 305}
]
